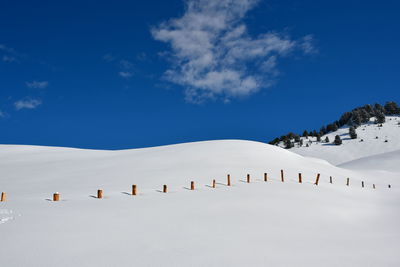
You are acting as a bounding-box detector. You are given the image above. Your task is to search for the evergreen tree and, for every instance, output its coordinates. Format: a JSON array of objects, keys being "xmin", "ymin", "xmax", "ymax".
[
  {"xmin": 339, "ymin": 112, "xmax": 352, "ymax": 126},
  {"xmin": 312, "ymin": 130, "xmax": 318, "ymax": 137},
  {"xmin": 384, "ymin": 101, "xmax": 400, "ymax": 115},
  {"xmin": 374, "ymin": 103, "xmax": 385, "ymax": 114},
  {"xmin": 302, "ymin": 130, "xmax": 309, "ymax": 138},
  {"xmin": 351, "ymin": 111, "xmax": 362, "ymax": 126},
  {"xmin": 334, "ymin": 135, "xmax": 342, "ymax": 145},
  {"xmin": 320, "ymin": 126, "xmax": 327, "ymax": 135},
  {"xmin": 375, "ymin": 111, "xmax": 386, "ymax": 124},
  {"xmin": 325, "ymin": 136, "xmax": 330, "ymax": 143},
  {"xmin": 359, "ymin": 109, "xmax": 370, "ymax": 123},
  {"xmin": 294, "ymin": 135, "xmax": 301, "ymax": 143},
  {"xmin": 349, "ymin": 126, "xmax": 357, "ymax": 139},
  {"xmin": 284, "ymin": 139, "xmax": 294, "ymax": 149},
  {"xmin": 332, "ymin": 122, "xmax": 339, "ymax": 131},
  {"xmin": 316, "ymin": 134, "xmax": 321, "ymax": 142}
]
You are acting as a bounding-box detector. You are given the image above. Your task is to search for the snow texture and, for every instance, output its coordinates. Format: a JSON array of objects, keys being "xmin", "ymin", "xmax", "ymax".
[{"xmin": 0, "ymin": 138, "xmax": 399, "ymax": 266}]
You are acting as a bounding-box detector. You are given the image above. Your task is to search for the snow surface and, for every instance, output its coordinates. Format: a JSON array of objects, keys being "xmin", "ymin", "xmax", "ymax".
[
  {"xmin": 288, "ymin": 116, "xmax": 400, "ymax": 165},
  {"xmin": 339, "ymin": 149, "xmax": 400, "ymax": 172},
  {"xmin": 0, "ymin": 140, "xmax": 399, "ymax": 266}
]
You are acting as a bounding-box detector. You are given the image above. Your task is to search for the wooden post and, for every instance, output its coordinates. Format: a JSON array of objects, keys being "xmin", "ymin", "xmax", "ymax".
[
  {"xmin": 212, "ymin": 179, "xmax": 216, "ymax": 188},
  {"xmin": 163, "ymin": 185, "xmax": 167, "ymax": 193},
  {"xmin": 1, "ymin": 192, "xmax": 6, "ymax": 202},
  {"xmin": 315, "ymin": 173, "xmax": 320, "ymax": 185},
  {"xmin": 373, "ymin": 184, "xmax": 376, "ymax": 189},
  {"xmin": 298, "ymin": 173, "xmax": 302, "ymax": 183},
  {"xmin": 346, "ymin": 178, "xmax": 350, "ymax": 186},
  {"xmin": 362, "ymin": 181, "xmax": 364, "ymax": 188},
  {"xmin": 388, "ymin": 184, "xmax": 391, "ymax": 189},
  {"xmin": 329, "ymin": 176, "xmax": 333, "ymax": 184},
  {"xmin": 97, "ymin": 189, "xmax": 103, "ymax": 199},
  {"xmin": 281, "ymin": 170, "xmax": 284, "ymax": 182},
  {"xmin": 264, "ymin": 173, "xmax": 268, "ymax": 182},
  {"xmin": 132, "ymin": 185, "xmax": 137, "ymax": 196},
  {"xmin": 247, "ymin": 174, "xmax": 250, "ymax": 183},
  {"xmin": 53, "ymin": 192, "xmax": 60, "ymax": 201},
  {"xmin": 227, "ymin": 174, "xmax": 231, "ymax": 186},
  {"xmin": 191, "ymin": 181, "xmax": 195, "ymax": 190}
]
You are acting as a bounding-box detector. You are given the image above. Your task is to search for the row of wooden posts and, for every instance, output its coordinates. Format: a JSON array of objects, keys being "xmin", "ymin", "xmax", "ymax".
[{"xmin": 0, "ymin": 170, "xmax": 392, "ymax": 202}]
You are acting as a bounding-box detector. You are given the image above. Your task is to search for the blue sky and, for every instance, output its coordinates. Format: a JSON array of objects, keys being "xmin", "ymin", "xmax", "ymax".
[{"xmin": 1, "ymin": 0, "xmax": 399, "ymax": 149}]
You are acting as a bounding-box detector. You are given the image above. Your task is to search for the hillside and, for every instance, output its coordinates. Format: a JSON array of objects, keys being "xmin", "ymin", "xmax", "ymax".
[
  {"xmin": 1, "ymin": 140, "xmax": 399, "ymax": 266},
  {"xmin": 284, "ymin": 116, "xmax": 400, "ymax": 165},
  {"xmin": 339, "ymin": 149, "xmax": 400, "ymax": 172}
]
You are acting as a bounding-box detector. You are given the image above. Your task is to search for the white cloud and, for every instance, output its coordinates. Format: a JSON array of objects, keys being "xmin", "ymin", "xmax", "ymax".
[
  {"xmin": 26, "ymin": 80, "xmax": 49, "ymax": 89},
  {"xmin": 2, "ymin": 55, "xmax": 17, "ymax": 62},
  {"xmin": 14, "ymin": 98, "xmax": 42, "ymax": 110},
  {"xmin": 118, "ymin": 71, "xmax": 133, "ymax": 78},
  {"xmin": 152, "ymin": 0, "xmax": 316, "ymax": 103},
  {"xmin": 103, "ymin": 53, "xmax": 116, "ymax": 62},
  {"xmin": 119, "ymin": 59, "xmax": 133, "ymax": 69},
  {"xmin": 300, "ymin": 34, "xmax": 318, "ymax": 54},
  {"xmin": 0, "ymin": 110, "xmax": 5, "ymax": 118}
]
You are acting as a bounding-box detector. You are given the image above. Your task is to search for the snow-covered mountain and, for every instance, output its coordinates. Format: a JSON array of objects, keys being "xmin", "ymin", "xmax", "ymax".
[
  {"xmin": 1, "ymin": 139, "xmax": 399, "ymax": 266},
  {"xmin": 285, "ymin": 116, "xmax": 400, "ymax": 166}
]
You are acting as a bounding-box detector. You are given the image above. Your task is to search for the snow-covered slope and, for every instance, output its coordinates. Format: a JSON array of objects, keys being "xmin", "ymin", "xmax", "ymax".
[
  {"xmin": 0, "ymin": 140, "xmax": 399, "ymax": 266},
  {"xmin": 288, "ymin": 116, "xmax": 400, "ymax": 165},
  {"xmin": 339, "ymin": 149, "xmax": 400, "ymax": 172}
]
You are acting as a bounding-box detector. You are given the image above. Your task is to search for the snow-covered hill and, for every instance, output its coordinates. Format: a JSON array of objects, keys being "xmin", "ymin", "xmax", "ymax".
[
  {"xmin": 339, "ymin": 149, "xmax": 400, "ymax": 172},
  {"xmin": 1, "ymin": 140, "xmax": 399, "ymax": 266},
  {"xmin": 287, "ymin": 116, "xmax": 400, "ymax": 165}
]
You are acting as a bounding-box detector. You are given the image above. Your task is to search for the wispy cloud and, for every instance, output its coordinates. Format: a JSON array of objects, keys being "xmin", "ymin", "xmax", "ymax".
[
  {"xmin": 14, "ymin": 98, "xmax": 42, "ymax": 110},
  {"xmin": 0, "ymin": 110, "xmax": 5, "ymax": 118},
  {"xmin": 118, "ymin": 71, "xmax": 133, "ymax": 78},
  {"xmin": 0, "ymin": 44, "xmax": 20, "ymax": 63},
  {"xmin": 152, "ymin": 0, "xmax": 316, "ymax": 103},
  {"xmin": 2, "ymin": 55, "xmax": 17, "ymax": 62},
  {"xmin": 103, "ymin": 54, "xmax": 135, "ymax": 79},
  {"xmin": 26, "ymin": 80, "xmax": 49, "ymax": 89}
]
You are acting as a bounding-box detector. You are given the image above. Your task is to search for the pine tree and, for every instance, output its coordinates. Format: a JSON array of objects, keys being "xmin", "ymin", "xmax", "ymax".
[
  {"xmin": 384, "ymin": 101, "xmax": 400, "ymax": 115},
  {"xmin": 284, "ymin": 139, "xmax": 294, "ymax": 149},
  {"xmin": 375, "ymin": 111, "xmax": 385, "ymax": 124},
  {"xmin": 316, "ymin": 134, "xmax": 321, "ymax": 142},
  {"xmin": 320, "ymin": 126, "xmax": 327, "ymax": 135},
  {"xmin": 351, "ymin": 111, "xmax": 362, "ymax": 126},
  {"xmin": 349, "ymin": 126, "xmax": 357, "ymax": 139},
  {"xmin": 325, "ymin": 136, "xmax": 330, "ymax": 143},
  {"xmin": 334, "ymin": 135, "xmax": 342, "ymax": 145}
]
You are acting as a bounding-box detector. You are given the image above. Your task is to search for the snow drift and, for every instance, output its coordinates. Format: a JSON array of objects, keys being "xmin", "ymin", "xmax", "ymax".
[{"xmin": 0, "ymin": 140, "xmax": 399, "ymax": 266}]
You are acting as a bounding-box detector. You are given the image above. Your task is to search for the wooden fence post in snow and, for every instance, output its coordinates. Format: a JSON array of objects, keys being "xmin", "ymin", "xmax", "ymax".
[
  {"xmin": 212, "ymin": 179, "xmax": 216, "ymax": 188},
  {"xmin": 264, "ymin": 173, "xmax": 268, "ymax": 182},
  {"xmin": 53, "ymin": 192, "xmax": 60, "ymax": 201},
  {"xmin": 227, "ymin": 174, "xmax": 231, "ymax": 186},
  {"xmin": 315, "ymin": 174, "xmax": 320, "ymax": 185},
  {"xmin": 163, "ymin": 185, "xmax": 168, "ymax": 193},
  {"xmin": 191, "ymin": 181, "xmax": 195, "ymax": 190},
  {"xmin": 281, "ymin": 170, "xmax": 284, "ymax": 182},
  {"xmin": 346, "ymin": 178, "xmax": 350, "ymax": 186},
  {"xmin": 388, "ymin": 184, "xmax": 391, "ymax": 189},
  {"xmin": 361, "ymin": 181, "xmax": 364, "ymax": 188},
  {"xmin": 132, "ymin": 185, "xmax": 137, "ymax": 196},
  {"xmin": 1, "ymin": 192, "xmax": 6, "ymax": 202},
  {"xmin": 373, "ymin": 184, "xmax": 376, "ymax": 189},
  {"xmin": 298, "ymin": 173, "xmax": 302, "ymax": 183},
  {"xmin": 247, "ymin": 174, "xmax": 250, "ymax": 183},
  {"xmin": 97, "ymin": 189, "xmax": 103, "ymax": 199},
  {"xmin": 330, "ymin": 176, "xmax": 333, "ymax": 184}
]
